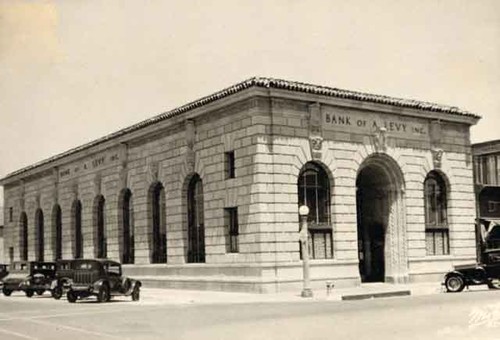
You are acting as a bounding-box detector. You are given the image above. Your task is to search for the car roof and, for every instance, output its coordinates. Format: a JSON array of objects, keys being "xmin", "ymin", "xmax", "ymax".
[
  {"xmin": 33, "ymin": 262, "xmax": 56, "ymax": 265},
  {"xmin": 71, "ymin": 259, "xmax": 121, "ymax": 266}
]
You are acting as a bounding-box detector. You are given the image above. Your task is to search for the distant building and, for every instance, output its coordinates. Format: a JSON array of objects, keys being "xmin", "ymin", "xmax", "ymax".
[
  {"xmin": 473, "ymin": 140, "xmax": 500, "ymax": 219},
  {"xmin": 0, "ymin": 206, "xmax": 4, "ymax": 263},
  {"xmin": 0, "ymin": 77, "xmax": 480, "ymax": 292}
]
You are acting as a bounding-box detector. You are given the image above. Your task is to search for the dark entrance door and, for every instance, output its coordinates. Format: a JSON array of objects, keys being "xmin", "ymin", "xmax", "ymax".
[{"xmin": 356, "ymin": 164, "xmax": 391, "ymax": 283}]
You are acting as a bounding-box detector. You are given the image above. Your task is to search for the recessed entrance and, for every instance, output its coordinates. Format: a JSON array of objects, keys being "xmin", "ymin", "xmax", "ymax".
[{"xmin": 356, "ymin": 154, "xmax": 408, "ymax": 284}]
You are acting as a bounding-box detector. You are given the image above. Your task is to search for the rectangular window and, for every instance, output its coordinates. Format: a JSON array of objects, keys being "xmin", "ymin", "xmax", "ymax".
[
  {"xmin": 225, "ymin": 151, "xmax": 235, "ymax": 179},
  {"xmin": 425, "ymin": 229, "xmax": 450, "ymax": 255},
  {"xmin": 474, "ymin": 157, "xmax": 480, "ymax": 184},
  {"xmin": 300, "ymin": 228, "xmax": 333, "ymax": 260},
  {"xmin": 489, "ymin": 201, "xmax": 498, "ymax": 213},
  {"xmin": 310, "ymin": 230, "xmax": 333, "ymax": 259},
  {"xmin": 481, "ymin": 157, "xmax": 489, "ymax": 185},
  {"xmin": 225, "ymin": 208, "xmax": 239, "ymax": 253},
  {"xmin": 9, "ymin": 207, "xmax": 13, "ymax": 222}
]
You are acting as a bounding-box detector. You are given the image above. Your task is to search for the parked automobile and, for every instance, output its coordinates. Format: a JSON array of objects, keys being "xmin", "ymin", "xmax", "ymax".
[
  {"xmin": 444, "ymin": 219, "xmax": 500, "ymax": 292},
  {"xmin": 1, "ymin": 261, "xmax": 57, "ymax": 297},
  {"xmin": 444, "ymin": 248, "xmax": 500, "ymax": 292},
  {"xmin": 66, "ymin": 259, "xmax": 141, "ymax": 303},
  {"xmin": 50, "ymin": 260, "xmax": 75, "ymax": 300}
]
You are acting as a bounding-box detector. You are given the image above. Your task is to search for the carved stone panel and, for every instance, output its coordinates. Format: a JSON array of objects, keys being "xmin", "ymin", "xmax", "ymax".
[
  {"xmin": 93, "ymin": 173, "xmax": 102, "ymax": 196},
  {"xmin": 185, "ymin": 119, "xmax": 196, "ymax": 172},
  {"xmin": 432, "ymin": 148, "xmax": 444, "ymax": 169},
  {"xmin": 372, "ymin": 126, "xmax": 388, "ymax": 153},
  {"xmin": 146, "ymin": 160, "xmax": 159, "ymax": 184},
  {"xmin": 308, "ymin": 103, "xmax": 323, "ymax": 160}
]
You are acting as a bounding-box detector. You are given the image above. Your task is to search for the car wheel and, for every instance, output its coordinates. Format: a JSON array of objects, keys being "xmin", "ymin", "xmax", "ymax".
[
  {"xmin": 445, "ymin": 275, "xmax": 465, "ymax": 293},
  {"xmin": 131, "ymin": 285, "xmax": 140, "ymax": 301},
  {"xmin": 35, "ymin": 289, "xmax": 44, "ymax": 296},
  {"xmin": 97, "ymin": 285, "xmax": 110, "ymax": 303},
  {"xmin": 51, "ymin": 287, "xmax": 63, "ymax": 300},
  {"xmin": 67, "ymin": 291, "xmax": 77, "ymax": 303},
  {"xmin": 487, "ymin": 278, "xmax": 500, "ymax": 290},
  {"xmin": 25, "ymin": 290, "xmax": 34, "ymax": 298},
  {"xmin": 2, "ymin": 288, "xmax": 12, "ymax": 296}
]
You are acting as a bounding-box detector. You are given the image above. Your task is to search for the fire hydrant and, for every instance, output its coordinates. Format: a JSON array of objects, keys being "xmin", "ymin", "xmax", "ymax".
[{"xmin": 326, "ymin": 281, "xmax": 334, "ymax": 296}]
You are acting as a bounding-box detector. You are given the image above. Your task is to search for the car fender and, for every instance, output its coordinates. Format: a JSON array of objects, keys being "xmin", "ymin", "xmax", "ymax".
[
  {"xmin": 52, "ymin": 277, "xmax": 71, "ymax": 290},
  {"xmin": 469, "ymin": 266, "xmax": 489, "ymax": 283},
  {"xmin": 124, "ymin": 279, "xmax": 141, "ymax": 295},
  {"xmin": 444, "ymin": 270, "xmax": 465, "ymax": 280},
  {"xmin": 93, "ymin": 279, "xmax": 109, "ymax": 292}
]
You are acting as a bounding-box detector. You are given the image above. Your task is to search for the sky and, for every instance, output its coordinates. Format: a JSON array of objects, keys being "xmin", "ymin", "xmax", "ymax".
[{"xmin": 0, "ymin": 0, "xmax": 499, "ymax": 204}]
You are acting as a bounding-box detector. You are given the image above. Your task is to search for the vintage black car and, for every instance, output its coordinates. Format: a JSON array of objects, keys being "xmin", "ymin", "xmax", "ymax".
[
  {"xmin": 444, "ymin": 249, "xmax": 500, "ymax": 292},
  {"xmin": 444, "ymin": 218, "xmax": 500, "ymax": 292},
  {"xmin": 50, "ymin": 260, "xmax": 75, "ymax": 300},
  {"xmin": 1, "ymin": 261, "xmax": 57, "ymax": 297},
  {"xmin": 66, "ymin": 259, "xmax": 141, "ymax": 303}
]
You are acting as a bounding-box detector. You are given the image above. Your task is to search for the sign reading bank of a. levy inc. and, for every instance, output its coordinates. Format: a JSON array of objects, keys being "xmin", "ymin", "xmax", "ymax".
[
  {"xmin": 58, "ymin": 147, "xmax": 122, "ymax": 180},
  {"xmin": 322, "ymin": 108, "xmax": 428, "ymax": 138}
]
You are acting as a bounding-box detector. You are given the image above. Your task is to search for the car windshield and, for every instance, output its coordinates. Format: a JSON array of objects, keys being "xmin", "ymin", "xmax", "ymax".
[
  {"xmin": 57, "ymin": 262, "xmax": 71, "ymax": 270},
  {"xmin": 13, "ymin": 263, "xmax": 28, "ymax": 271},
  {"xmin": 106, "ymin": 263, "xmax": 121, "ymax": 276}
]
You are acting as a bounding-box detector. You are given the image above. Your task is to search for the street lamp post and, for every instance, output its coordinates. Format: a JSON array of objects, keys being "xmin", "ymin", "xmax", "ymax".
[{"xmin": 299, "ymin": 205, "xmax": 313, "ymax": 298}]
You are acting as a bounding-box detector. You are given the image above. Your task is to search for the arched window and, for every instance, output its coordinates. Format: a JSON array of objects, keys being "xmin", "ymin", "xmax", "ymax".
[
  {"xmin": 35, "ymin": 209, "xmax": 44, "ymax": 262},
  {"xmin": 20, "ymin": 212, "xmax": 28, "ymax": 261},
  {"xmin": 424, "ymin": 171, "xmax": 449, "ymax": 255},
  {"xmin": 53, "ymin": 205, "xmax": 62, "ymax": 261},
  {"xmin": 188, "ymin": 174, "xmax": 205, "ymax": 263},
  {"xmin": 151, "ymin": 182, "xmax": 166, "ymax": 263},
  {"xmin": 72, "ymin": 200, "xmax": 83, "ymax": 259},
  {"xmin": 121, "ymin": 189, "xmax": 134, "ymax": 264},
  {"xmin": 94, "ymin": 195, "xmax": 107, "ymax": 258},
  {"xmin": 298, "ymin": 162, "xmax": 332, "ymax": 259}
]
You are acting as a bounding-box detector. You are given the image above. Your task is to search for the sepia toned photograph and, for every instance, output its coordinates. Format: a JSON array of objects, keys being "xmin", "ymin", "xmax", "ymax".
[{"xmin": 0, "ymin": 1, "xmax": 499, "ymax": 339}]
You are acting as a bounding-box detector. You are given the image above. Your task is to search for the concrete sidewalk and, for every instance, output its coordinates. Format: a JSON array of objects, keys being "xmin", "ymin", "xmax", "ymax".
[{"xmin": 137, "ymin": 281, "xmax": 447, "ymax": 306}]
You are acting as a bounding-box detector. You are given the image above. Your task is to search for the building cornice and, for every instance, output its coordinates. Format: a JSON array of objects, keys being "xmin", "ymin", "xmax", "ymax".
[
  {"xmin": 472, "ymin": 139, "xmax": 500, "ymax": 156},
  {"xmin": 0, "ymin": 77, "xmax": 481, "ymax": 185}
]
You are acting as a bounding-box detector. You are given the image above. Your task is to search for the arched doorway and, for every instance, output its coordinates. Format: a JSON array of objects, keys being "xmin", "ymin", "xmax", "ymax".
[
  {"xmin": 150, "ymin": 182, "xmax": 166, "ymax": 264},
  {"xmin": 52, "ymin": 204, "xmax": 62, "ymax": 261},
  {"xmin": 94, "ymin": 195, "xmax": 106, "ymax": 258},
  {"xmin": 72, "ymin": 200, "xmax": 83, "ymax": 259},
  {"xmin": 35, "ymin": 209, "xmax": 44, "ymax": 262},
  {"xmin": 356, "ymin": 154, "xmax": 408, "ymax": 283},
  {"xmin": 187, "ymin": 174, "xmax": 205, "ymax": 263},
  {"xmin": 20, "ymin": 212, "xmax": 28, "ymax": 261},
  {"xmin": 119, "ymin": 188, "xmax": 134, "ymax": 264}
]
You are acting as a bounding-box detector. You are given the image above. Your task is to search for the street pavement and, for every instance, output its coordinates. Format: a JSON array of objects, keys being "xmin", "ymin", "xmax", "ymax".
[{"xmin": 1, "ymin": 282, "xmax": 500, "ymax": 339}]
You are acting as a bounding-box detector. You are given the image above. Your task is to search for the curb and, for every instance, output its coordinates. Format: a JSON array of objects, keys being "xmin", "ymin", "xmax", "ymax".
[{"xmin": 341, "ymin": 290, "xmax": 411, "ymax": 301}]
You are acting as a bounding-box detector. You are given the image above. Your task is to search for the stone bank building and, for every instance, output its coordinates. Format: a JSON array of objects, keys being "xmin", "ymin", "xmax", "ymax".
[{"xmin": 0, "ymin": 77, "xmax": 480, "ymax": 292}]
